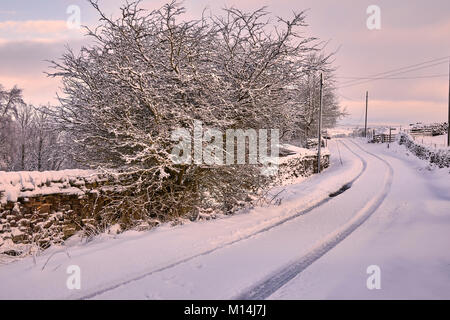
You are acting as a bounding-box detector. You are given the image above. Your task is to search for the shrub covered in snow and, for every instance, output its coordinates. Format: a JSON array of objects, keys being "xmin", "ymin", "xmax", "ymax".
[{"xmin": 46, "ymin": 1, "xmax": 341, "ymax": 222}]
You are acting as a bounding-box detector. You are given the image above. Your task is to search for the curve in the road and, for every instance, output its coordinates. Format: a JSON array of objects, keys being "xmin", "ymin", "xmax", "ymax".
[
  {"xmin": 76, "ymin": 140, "xmax": 367, "ymax": 300},
  {"xmin": 234, "ymin": 140, "xmax": 393, "ymax": 300},
  {"xmin": 328, "ymin": 140, "xmax": 367, "ymax": 197}
]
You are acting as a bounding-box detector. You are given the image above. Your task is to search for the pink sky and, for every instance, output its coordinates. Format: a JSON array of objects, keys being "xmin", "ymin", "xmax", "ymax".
[{"xmin": 0, "ymin": 0, "xmax": 449, "ymax": 125}]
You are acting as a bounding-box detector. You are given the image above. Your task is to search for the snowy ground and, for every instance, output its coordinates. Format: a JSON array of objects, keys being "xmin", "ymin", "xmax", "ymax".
[
  {"xmin": 410, "ymin": 134, "xmax": 449, "ymax": 150},
  {"xmin": 327, "ymin": 127, "xmax": 354, "ymax": 137},
  {"xmin": 270, "ymin": 141, "xmax": 450, "ymax": 299},
  {"xmin": 0, "ymin": 138, "xmax": 448, "ymax": 299}
]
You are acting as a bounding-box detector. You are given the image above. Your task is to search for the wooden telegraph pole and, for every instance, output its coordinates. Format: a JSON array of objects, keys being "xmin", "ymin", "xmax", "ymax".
[
  {"xmin": 447, "ymin": 59, "xmax": 449, "ymax": 147},
  {"xmin": 364, "ymin": 91, "xmax": 369, "ymax": 138},
  {"xmin": 317, "ymin": 73, "xmax": 323, "ymax": 173},
  {"xmin": 388, "ymin": 127, "xmax": 392, "ymax": 149}
]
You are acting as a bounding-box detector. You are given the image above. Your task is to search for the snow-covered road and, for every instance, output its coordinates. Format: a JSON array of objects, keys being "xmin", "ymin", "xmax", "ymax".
[
  {"xmin": 0, "ymin": 139, "xmax": 449, "ymax": 299},
  {"xmin": 270, "ymin": 141, "xmax": 450, "ymax": 299}
]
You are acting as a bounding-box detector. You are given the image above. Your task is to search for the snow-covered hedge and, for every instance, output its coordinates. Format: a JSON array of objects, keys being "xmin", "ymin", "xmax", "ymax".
[{"xmin": 399, "ymin": 133, "xmax": 450, "ymax": 168}]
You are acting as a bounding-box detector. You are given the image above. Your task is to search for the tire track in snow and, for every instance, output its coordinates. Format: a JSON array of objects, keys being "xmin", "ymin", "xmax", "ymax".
[
  {"xmin": 75, "ymin": 140, "xmax": 367, "ymax": 300},
  {"xmin": 234, "ymin": 140, "xmax": 393, "ymax": 300},
  {"xmin": 329, "ymin": 140, "xmax": 367, "ymax": 196}
]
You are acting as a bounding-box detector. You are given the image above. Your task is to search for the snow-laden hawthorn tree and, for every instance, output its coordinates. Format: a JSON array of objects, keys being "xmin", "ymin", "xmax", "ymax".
[{"xmin": 48, "ymin": 0, "xmax": 338, "ymax": 225}]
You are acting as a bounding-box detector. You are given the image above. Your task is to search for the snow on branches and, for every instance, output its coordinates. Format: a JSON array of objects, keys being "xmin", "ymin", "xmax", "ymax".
[{"xmin": 47, "ymin": 1, "xmax": 341, "ymax": 221}]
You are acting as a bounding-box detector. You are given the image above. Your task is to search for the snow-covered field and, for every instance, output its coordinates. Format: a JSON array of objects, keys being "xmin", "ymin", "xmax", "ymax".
[
  {"xmin": 409, "ymin": 134, "xmax": 449, "ymax": 150},
  {"xmin": 327, "ymin": 127, "xmax": 354, "ymax": 137},
  {"xmin": 0, "ymin": 138, "xmax": 448, "ymax": 299}
]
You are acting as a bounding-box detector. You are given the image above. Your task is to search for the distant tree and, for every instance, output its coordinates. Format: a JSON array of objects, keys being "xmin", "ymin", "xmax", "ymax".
[
  {"xmin": 28, "ymin": 106, "xmax": 73, "ymax": 171},
  {"xmin": 287, "ymin": 53, "xmax": 346, "ymax": 144},
  {"xmin": 0, "ymin": 85, "xmax": 25, "ymax": 170},
  {"xmin": 15, "ymin": 104, "xmax": 34, "ymax": 171},
  {"xmin": 0, "ymin": 84, "xmax": 75, "ymax": 172}
]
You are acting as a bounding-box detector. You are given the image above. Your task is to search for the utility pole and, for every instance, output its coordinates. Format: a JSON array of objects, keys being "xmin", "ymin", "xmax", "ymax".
[
  {"xmin": 364, "ymin": 91, "xmax": 369, "ymax": 138},
  {"xmin": 448, "ymin": 59, "xmax": 449, "ymax": 147},
  {"xmin": 317, "ymin": 73, "xmax": 323, "ymax": 173},
  {"xmin": 388, "ymin": 127, "xmax": 392, "ymax": 149}
]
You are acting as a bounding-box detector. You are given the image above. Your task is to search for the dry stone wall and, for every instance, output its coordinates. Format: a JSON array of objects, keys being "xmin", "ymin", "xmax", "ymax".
[{"xmin": 0, "ymin": 170, "xmax": 110, "ymax": 254}]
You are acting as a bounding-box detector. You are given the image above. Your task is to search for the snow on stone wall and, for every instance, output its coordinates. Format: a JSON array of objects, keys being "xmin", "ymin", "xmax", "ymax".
[
  {"xmin": 0, "ymin": 170, "xmax": 108, "ymax": 255},
  {"xmin": 0, "ymin": 170, "xmax": 101, "ymax": 204}
]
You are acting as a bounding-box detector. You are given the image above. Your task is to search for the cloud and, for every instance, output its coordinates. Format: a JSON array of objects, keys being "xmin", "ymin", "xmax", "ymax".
[
  {"xmin": 1, "ymin": 0, "xmax": 448, "ymax": 125},
  {"xmin": 0, "ymin": 39, "xmax": 88, "ymax": 105},
  {"xmin": 0, "ymin": 39, "xmax": 85, "ymax": 75},
  {"xmin": 0, "ymin": 20, "xmax": 68, "ymax": 34},
  {"xmin": 0, "ymin": 74, "xmax": 61, "ymax": 105},
  {"xmin": 0, "ymin": 10, "xmax": 17, "ymax": 15},
  {"xmin": 0, "ymin": 20, "xmax": 85, "ymax": 44}
]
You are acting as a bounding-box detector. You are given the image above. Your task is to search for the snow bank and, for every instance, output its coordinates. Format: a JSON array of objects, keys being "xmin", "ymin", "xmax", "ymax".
[{"xmin": 279, "ymin": 144, "xmax": 330, "ymax": 163}]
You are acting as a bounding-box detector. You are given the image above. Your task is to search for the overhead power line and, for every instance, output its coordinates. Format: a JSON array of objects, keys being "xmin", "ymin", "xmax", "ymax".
[
  {"xmin": 337, "ymin": 56, "xmax": 450, "ymax": 89},
  {"xmin": 337, "ymin": 74, "xmax": 448, "ymax": 80},
  {"xmin": 339, "ymin": 61, "xmax": 449, "ymax": 89},
  {"xmin": 339, "ymin": 55, "xmax": 450, "ymax": 85}
]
